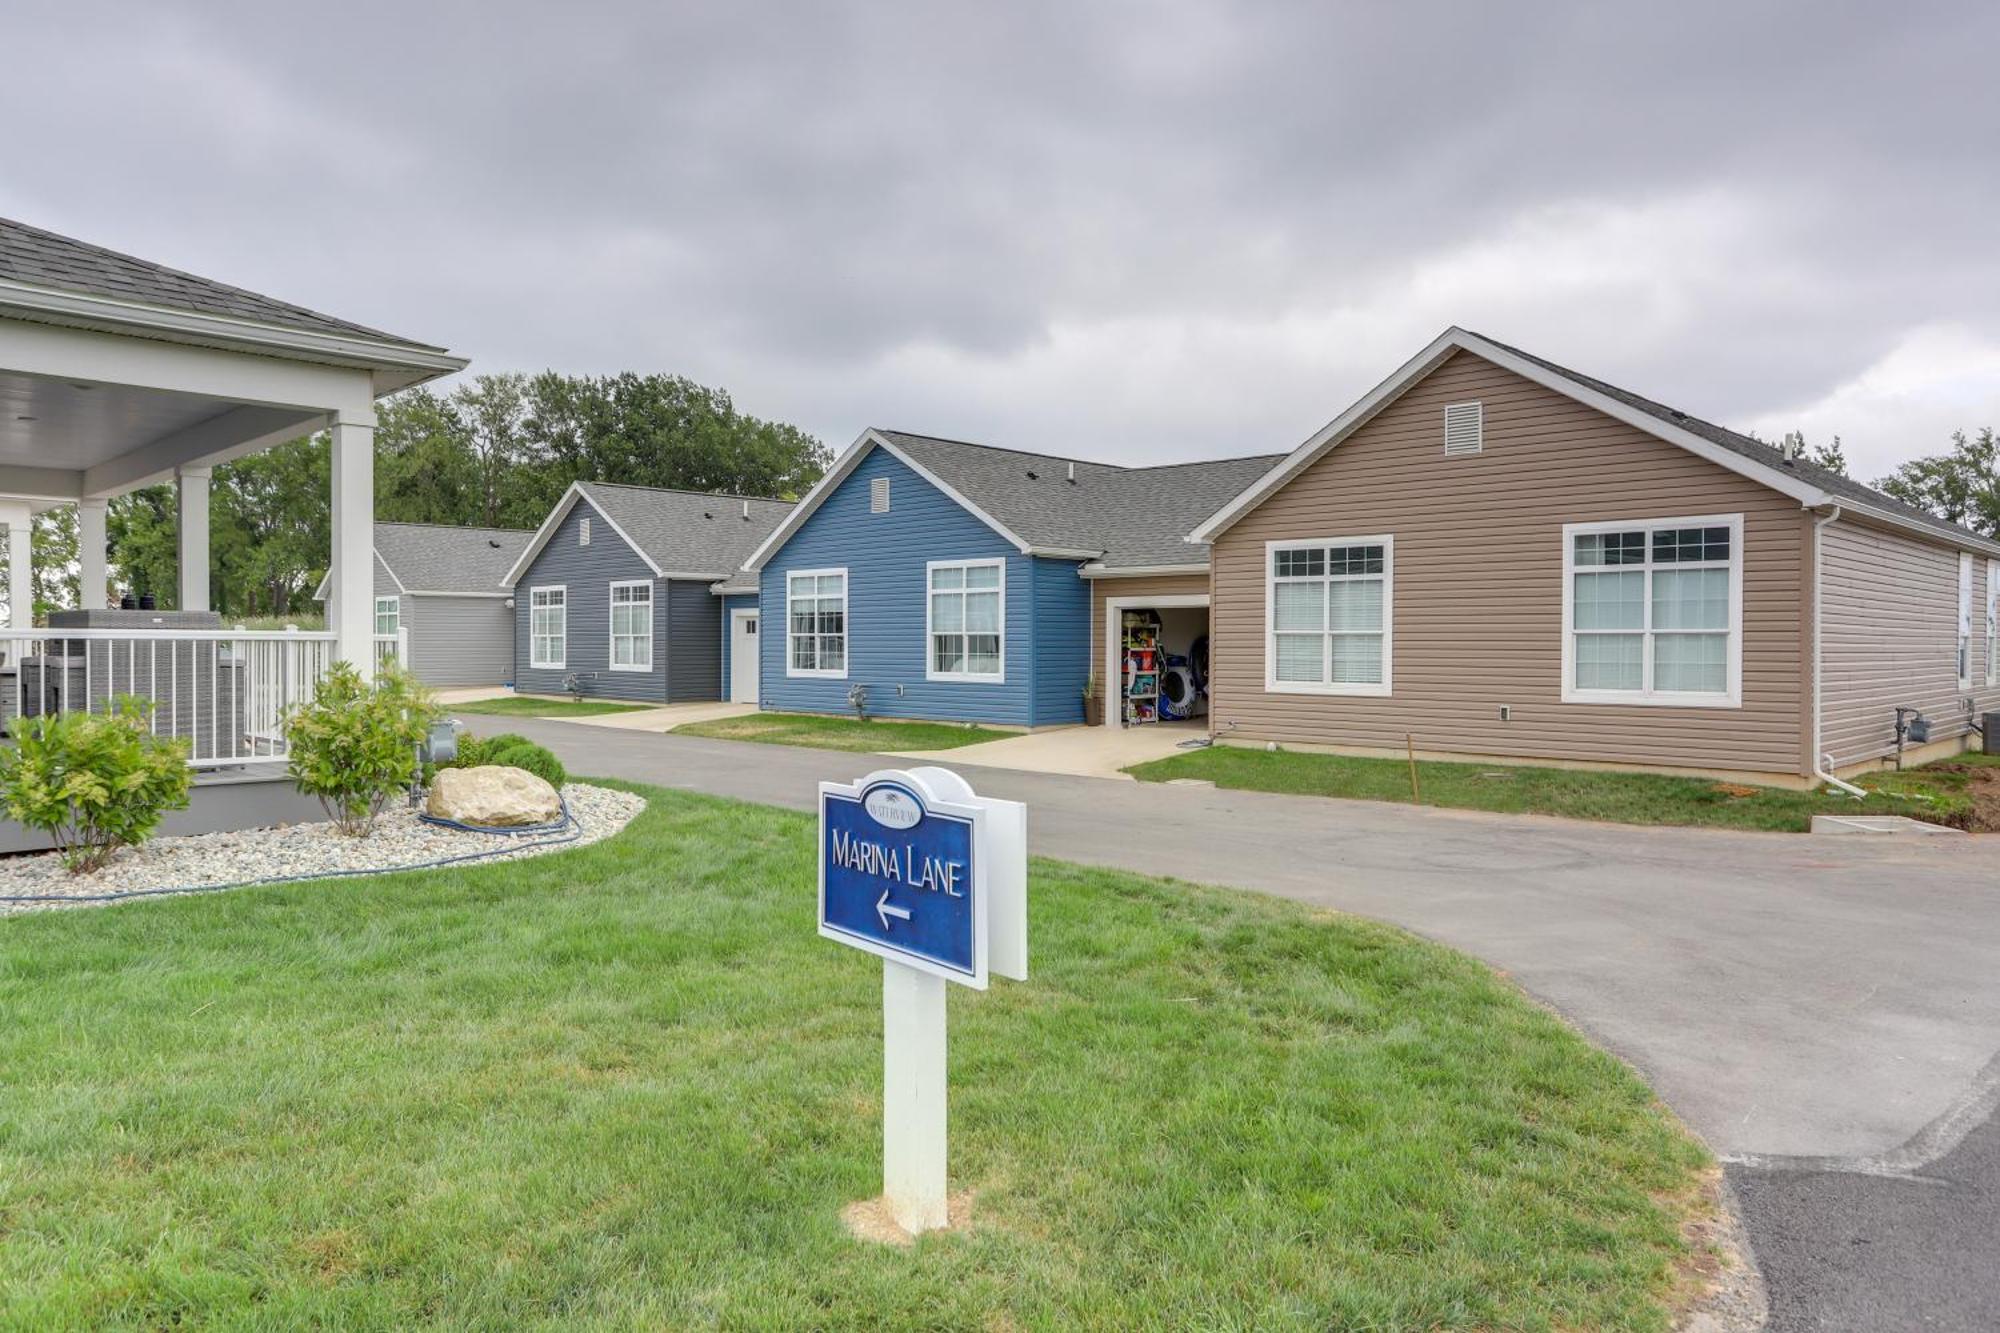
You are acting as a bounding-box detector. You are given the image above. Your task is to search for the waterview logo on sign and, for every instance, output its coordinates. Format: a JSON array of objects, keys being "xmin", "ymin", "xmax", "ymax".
[{"xmin": 864, "ymin": 785, "xmax": 922, "ymax": 829}]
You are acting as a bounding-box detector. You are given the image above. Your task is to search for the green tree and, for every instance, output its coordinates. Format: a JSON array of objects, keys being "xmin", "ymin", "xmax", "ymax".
[
  {"xmin": 375, "ymin": 388, "xmax": 479, "ymax": 525},
  {"xmin": 1878, "ymin": 428, "xmax": 2000, "ymax": 537},
  {"xmin": 1779, "ymin": 430, "xmax": 1848, "ymax": 478}
]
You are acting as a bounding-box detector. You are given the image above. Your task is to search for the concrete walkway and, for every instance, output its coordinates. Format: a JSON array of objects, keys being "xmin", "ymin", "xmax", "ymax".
[{"xmin": 889, "ymin": 719, "xmax": 1205, "ymax": 778}]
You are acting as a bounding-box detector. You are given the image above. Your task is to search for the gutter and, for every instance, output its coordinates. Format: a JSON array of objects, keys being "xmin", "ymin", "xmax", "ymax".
[{"xmin": 1811, "ymin": 503, "xmax": 1867, "ymax": 797}]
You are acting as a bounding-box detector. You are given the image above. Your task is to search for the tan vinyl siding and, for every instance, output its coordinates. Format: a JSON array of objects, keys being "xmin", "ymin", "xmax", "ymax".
[
  {"xmin": 1089, "ymin": 573, "xmax": 1211, "ymax": 686},
  {"xmin": 1819, "ymin": 516, "xmax": 2000, "ymax": 768},
  {"xmin": 1209, "ymin": 350, "xmax": 1812, "ymax": 776}
]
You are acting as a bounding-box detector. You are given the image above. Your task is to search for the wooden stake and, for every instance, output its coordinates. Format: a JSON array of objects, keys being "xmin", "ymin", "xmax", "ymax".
[{"xmin": 1405, "ymin": 733, "xmax": 1421, "ymax": 804}]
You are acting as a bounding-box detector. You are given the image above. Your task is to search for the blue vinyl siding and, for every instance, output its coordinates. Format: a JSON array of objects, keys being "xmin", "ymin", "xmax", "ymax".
[
  {"xmin": 757, "ymin": 445, "xmax": 1092, "ymax": 726},
  {"xmin": 720, "ymin": 592, "xmax": 757, "ymax": 699},
  {"xmin": 1029, "ymin": 556, "xmax": 1089, "ymax": 725},
  {"xmin": 511, "ymin": 497, "xmax": 670, "ymax": 702}
]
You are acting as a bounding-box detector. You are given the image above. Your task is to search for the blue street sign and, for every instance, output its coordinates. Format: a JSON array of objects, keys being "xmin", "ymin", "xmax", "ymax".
[{"xmin": 820, "ymin": 771, "xmax": 985, "ymax": 985}]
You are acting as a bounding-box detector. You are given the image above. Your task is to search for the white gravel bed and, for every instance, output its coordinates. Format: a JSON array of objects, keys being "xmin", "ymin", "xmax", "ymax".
[{"xmin": 0, "ymin": 782, "xmax": 646, "ymax": 917}]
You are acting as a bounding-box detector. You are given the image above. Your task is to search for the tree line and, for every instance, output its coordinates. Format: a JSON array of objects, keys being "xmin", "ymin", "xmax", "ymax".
[{"xmin": 86, "ymin": 372, "xmax": 830, "ymax": 618}]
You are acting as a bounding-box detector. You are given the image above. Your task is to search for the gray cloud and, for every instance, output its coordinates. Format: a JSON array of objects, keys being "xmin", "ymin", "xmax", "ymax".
[{"xmin": 5, "ymin": 0, "xmax": 1998, "ymax": 480}]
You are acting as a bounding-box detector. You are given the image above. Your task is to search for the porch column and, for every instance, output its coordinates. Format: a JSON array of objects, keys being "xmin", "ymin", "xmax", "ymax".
[
  {"xmin": 0, "ymin": 504, "xmax": 30, "ymax": 630},
  {"xmin": 78, "ymin": 498, "xmax": 109, "ymax": 610},
  {"xmin": 175, "ymin": 465, "xmax": 211, "ymax": 612},
  {"xmin": 329, "ymin": 409, "xmax": 377, "ymax": 678}
]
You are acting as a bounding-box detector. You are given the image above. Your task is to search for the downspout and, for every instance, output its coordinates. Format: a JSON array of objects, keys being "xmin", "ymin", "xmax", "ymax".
[{"xmin": 1811, "ymin": 503, "xmax": 1868, "ymax": 797}]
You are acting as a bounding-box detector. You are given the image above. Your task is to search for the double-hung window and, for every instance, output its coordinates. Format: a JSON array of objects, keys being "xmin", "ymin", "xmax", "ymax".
[
  {"xmin": 530, "ymin": 586, "xmax": 566, "ymax": 669},
  {"xmin": 373, "ymin": 596, "xmax": 400, "ymax": 637},
  {"xmin": 787, "ymin": 568, "xmax": 847, "ymax": 677},
  {"xmin": 1265, "ymin": 537, "xmax": 1392, "ymax": 695},
  {"xmin": 927, "ymin": 560, "xmax": 1005, "ymax": 682},
  {"xmin": 609, "ymin": 581, "xmax": 653, "ymax": 671},
  {"xmin": 1563, "ymin": 515, "xmax": 1741, "ymax": 706}
]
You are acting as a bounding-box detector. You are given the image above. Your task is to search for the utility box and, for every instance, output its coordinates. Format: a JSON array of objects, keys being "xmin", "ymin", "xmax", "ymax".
[{"xmin": 1986, "ymin": 712, "xmax": 2000, "ymax": 755}]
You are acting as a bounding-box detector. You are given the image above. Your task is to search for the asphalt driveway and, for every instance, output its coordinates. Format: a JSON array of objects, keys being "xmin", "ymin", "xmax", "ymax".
[{"xmin": 492, "ymin": 718, "xmax": 2000, "ymax": 1328}]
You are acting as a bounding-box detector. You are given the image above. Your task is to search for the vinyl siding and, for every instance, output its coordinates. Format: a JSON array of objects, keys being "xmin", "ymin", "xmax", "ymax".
[
  {"xmin": 511, "ymin": 497, "xmax": 670, "ymax": 701},
  {"xmin": 1819, "ymin": 517, "xmax": 2000, "ymax": 767},
  {"xmin": 758, "ymin": 446, "xmax": 1034, "ymax": 725},
  {"xmin": 1029, "ymin": 557, "xmax": 1090, "ymax": 725},
  {"xmin": 409, "ymin": 594, "xmax": 514, "ymax": 686},
  {"xmin": 1209, "ymin": 349, "xmax": 1812, "ymax": 776},
  {"xmin": 665, "ymin": 580, "xmax": 723, "ymax": 702},
  {"xmin": 1088, "ymin": 572, "xmax": 1211, "ymax": 694},
  {"xmin": 720, "ymin": 592, "xmax": 757, "ymax": 701}
]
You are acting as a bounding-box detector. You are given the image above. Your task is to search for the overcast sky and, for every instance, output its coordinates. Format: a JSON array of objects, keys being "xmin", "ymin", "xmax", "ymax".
[{"xmin": 6, "ymin": 2, "xmax": 1998, "ymax": 481}]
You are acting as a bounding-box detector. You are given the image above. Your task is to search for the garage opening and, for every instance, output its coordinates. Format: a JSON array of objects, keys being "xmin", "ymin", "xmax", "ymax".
[{"xmin": 1105, "ymin": 595, "xmax": 1210, "ymax": 731}]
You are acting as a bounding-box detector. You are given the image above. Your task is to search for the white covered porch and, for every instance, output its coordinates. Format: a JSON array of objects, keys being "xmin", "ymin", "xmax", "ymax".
[{"xmin": 0, "ymin": 219, "xmax": 465, "ymax": 772}]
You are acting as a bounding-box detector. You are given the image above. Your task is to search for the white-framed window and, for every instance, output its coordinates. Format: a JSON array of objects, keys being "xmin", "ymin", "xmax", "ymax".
[
  {"xmin": 926, "ymin": 559, "xmax": 1005, "ymax": 682},
  {"xmin": 609, "ymin": 580, "xmax": 653, "ymax": 671},
  {"xmin": 530, "ymin": 586, "xmax": 567, "ymax": 669},
  {"xmin": 579, "ymin": 516, "xmax": 591, "ymax": 547},
  {"xmin": 1987, "ymin": 558, "xmax": 1998, "ymax": 688},
  {"xmin": 1959, "ymin": 552, "xmax": 1975, "ymax": 689},
  {"xmin": 373, "ymin": 595, "xmax": 400, "ymax": 637},
  {"xmin": 1562, "ymin": 514, "xmax": 1742, "ymax": 707},
  {"xmin": 786, "ymin": 567, "xmax": 847, "ymax": 677},
  {"xmin": 1264, "ymin": 536, "xmax": 1392, "ymax": 696}
]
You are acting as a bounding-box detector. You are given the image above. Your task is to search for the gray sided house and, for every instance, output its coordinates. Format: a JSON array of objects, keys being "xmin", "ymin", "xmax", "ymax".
[
  {"xmin": 503, "ymin": 481, "xmax": 794, "ymax": 703},
  {"xmin": 314, "ymin": 522, "xmax": 531, "ymax": 686}
]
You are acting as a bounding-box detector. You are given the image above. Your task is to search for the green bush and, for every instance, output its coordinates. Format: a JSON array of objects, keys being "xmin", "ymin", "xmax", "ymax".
[
  {"xmin": 284, "ymin": 663, "xmax": 439, "ymax": 836},
  {"xmin": 481, "ymin": 740, "xmax": 567, "ymax": 789},
  {"xmin": 0, "ymin": 697, "xmax": 193, "ymax": 873}
]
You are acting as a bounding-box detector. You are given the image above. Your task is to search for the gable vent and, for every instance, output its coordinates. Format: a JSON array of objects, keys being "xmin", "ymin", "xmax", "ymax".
[
  {"xmin": 1443, "ymin": 401, "xmax": 1483, "ymax": 456},
  {"xmin": 579, "ymin": 516, "xmax": 592, "ymax": 546},
  {"xmin": 871, "ymin": 476, "xmax": 891, "ymax": 513}
]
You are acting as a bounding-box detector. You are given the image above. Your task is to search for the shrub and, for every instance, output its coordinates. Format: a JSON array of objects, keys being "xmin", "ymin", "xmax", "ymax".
[
  {"xmin": 284, "ymin": 663, "xmax": 438, "ymax": 836},
  {"xmin": 481, "ymin": 740, "xmax": 567, "ymax": 789},
  {"xmin": 0, "ymin": 697, "xmax": 193, "ymax": 873}
]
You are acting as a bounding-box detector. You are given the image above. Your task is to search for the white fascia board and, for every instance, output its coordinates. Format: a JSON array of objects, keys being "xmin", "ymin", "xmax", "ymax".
[
  {"xmin": 1188, "ymin": 326, "xmax": 1837, "ymax": 544},
  {"xmin": 1829, "ymin": 499, "xmax": 2000, "ymax": 559},
  {"xmin": 403, "ymin": 589, "xmax": 514, "ymax": 599},
  {"xmin": 744, "ymin": 429, "xmax": 1038, "ymax": 571},
  {"xmin": 1077, "ymin": 562, "xmax": 1210, "ymax": 578},
  {"xmin": 0, "ymin": 277, "xmax": 467, "ymax": 387}
]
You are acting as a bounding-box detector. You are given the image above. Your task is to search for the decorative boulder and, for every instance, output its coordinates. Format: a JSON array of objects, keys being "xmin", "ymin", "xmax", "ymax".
[{"xmin": 427, "ymin": 765, "xmax": 561, "ymax": 827}]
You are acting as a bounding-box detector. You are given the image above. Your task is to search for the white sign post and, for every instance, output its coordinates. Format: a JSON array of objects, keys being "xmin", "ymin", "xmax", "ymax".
[{"xmin": 819, "ymin": 765, "xmax": 1027, "ymax": 1235}]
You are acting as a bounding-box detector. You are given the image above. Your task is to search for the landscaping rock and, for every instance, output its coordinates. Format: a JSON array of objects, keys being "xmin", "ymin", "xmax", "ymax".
[{"xmin": 427, "ymin": 765, "xmax": 562, "ymax": 827}]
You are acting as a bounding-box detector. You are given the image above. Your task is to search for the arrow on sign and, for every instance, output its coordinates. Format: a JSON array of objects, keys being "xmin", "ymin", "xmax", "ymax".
[{"xmin": 876, "ymin": 890, "xmax": 912, "ymax": 931}]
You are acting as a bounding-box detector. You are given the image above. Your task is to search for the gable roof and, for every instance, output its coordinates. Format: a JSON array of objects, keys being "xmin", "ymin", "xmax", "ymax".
[
  {"xmin": 501, "ymin": 480, "xmax": 796, "ymax": 586},
  {"xmin": 1190, "ymin": 327, "xmax": 2000, "ymax": 557},
  {"xmin": 0, "ymin": 216, "xmax": 442, "ymax": 350},
  {"xmin": 311, "ymin": 522, "xmax": 533, "ymax": 600},
  {"xmin": 742, "ymin": 428, "xmax": 1281, "ymax": 574}
]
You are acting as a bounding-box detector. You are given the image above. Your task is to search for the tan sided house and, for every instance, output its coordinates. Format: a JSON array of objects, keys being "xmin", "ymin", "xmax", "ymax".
[{"xmin": 1185, "ymin": 328, "xmax": 2000, "ymax": 787}]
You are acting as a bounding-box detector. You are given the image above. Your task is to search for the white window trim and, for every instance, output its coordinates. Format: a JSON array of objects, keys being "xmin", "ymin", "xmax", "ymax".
[
  {"xmin": 924, "ymin": 558, "xmax": 1007, "ymax": 684},
  {"xmin": 1986, "ymin": 557, "xmax": 1998, "ymax": 688},
  {"xmin": 1560, "ymin": 513, "xmax": 1743, "ymax": 708},
  {"xmin": 785, "ymin": 565, "xmax": 849, "ymax": 679},
  {"xmin": 607, "ymin": 579, "xmax": 654, "ymax": 673},
  {"xmin": 373, "ymin": 595, "xmax": 400, "ymax": 637},
  {"xmin": 1263, "ymin": 535, "xmax": 1394, "ymax": 697},
  {"xmin": 529, "ymin": 584, "xmax": 567, "ymax": 670}
]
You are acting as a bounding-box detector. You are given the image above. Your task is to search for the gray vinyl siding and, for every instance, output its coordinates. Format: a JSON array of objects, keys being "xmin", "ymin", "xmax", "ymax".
[
  {"xmin": 409, "ymin": 594, "xmax": 514, "ymax": 686},
  {"xmin": 665, "ymin": 580, "xmax": 723, "ymax": 702},
  {"xmin": 511, "ymin": 497, "xmax": 670, "ymax": 701},
  {"xmin": 1819, "ymin": 517, "xmax": 2000, "ymax": 768}
]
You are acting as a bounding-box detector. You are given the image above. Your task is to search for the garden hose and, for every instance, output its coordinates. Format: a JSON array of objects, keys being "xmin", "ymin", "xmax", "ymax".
[{"xmin": 0, "ymin": 796, "xmax": 582, "ymax": 907}]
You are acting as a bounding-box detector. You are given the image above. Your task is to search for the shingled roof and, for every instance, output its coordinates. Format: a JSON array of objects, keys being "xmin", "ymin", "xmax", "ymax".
[
  {"xmin": 0, "ymin": 216, "xmax": 444, "ymax": 349},
  {"xmin": 503, "ymin": 481, "xmax": 795, "ymax": 586},
  {"xmin": 375, "ymin": 523, "xmax": 532, "ymax": 592}
]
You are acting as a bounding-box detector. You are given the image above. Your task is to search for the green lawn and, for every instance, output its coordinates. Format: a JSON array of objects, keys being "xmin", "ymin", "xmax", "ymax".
[
  {"xmin": 675, "ymin": 710, "xmax": 1007, "ymax": 752},
  {"xmin": 1129, "ymin": 744, "xmax": 1998, "ymax": 832},
  {"xmin": 447, "ymin": 696, "xmax": 652, "ymax": 718},
  {"xmin": 0, "ymin": 785, "xmax": 1712, "ymax": 1330}
]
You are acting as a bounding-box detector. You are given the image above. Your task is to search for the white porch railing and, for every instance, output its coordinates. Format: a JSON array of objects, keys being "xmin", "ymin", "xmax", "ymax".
[
  {"xmin": 373, "ymin": 628, "xmax": 407, "ymax": 671},
  {"xmin": 0, "ymin": 628, "xmax": 344, "ymax": 770}
]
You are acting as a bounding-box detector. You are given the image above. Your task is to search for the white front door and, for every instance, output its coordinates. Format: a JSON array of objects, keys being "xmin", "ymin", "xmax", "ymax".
[{"xmin": 730, "ymin": 610, "xmax": 760, "ymax": 703}]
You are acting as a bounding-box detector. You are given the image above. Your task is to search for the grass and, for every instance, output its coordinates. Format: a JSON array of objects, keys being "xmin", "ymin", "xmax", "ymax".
[
  {"xmin": 1129, "ymin": 744, "xmax": 2000, "ymax": 832},
  {"xmin": 675, "ymin": 710, "xmax": 1008, "ymax": 752},
  {"xmin": 446, "ymin": 696, "xmax": 652, "ymax": 718},
  {"xmin": 0, "ymin": 785, "xmax": 1711, "ymax": 1330}
]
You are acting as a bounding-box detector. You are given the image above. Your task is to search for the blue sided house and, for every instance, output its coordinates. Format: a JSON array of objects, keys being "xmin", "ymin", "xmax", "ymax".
[
  {"xmin": 502, "ymin": 481, "xmax": 794, "ymax": 704},
  {"xmin": 739, "ymin": 430, "xmax": 1276, "ymax": 729}
]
